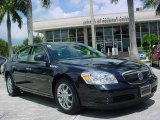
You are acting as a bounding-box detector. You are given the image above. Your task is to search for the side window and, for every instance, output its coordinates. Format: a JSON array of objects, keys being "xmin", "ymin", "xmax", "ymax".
[
  {"xmin": 30, "ymin": 46, "xmax": 48, "ymax": 62},
  {"xmin": 17, "ymin": 48, "xmax": 30, "ymax": 61}
]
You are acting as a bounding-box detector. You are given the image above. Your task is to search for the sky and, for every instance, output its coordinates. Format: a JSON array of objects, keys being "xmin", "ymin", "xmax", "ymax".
[{"xmin": 0, "ymin": 0, "xmax": 144, "ymax": 45}]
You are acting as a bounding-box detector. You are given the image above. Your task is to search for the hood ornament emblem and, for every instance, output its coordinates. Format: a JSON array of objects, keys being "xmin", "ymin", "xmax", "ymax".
[{"xmin": 138, "ymin": 72, "xmax": 143, "ymax": 80}]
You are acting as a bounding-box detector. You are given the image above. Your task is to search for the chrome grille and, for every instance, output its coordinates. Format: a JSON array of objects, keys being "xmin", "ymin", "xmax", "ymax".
[{"xmin": 122, "ymin": 69, "xmax": 151, "ymax": 84}]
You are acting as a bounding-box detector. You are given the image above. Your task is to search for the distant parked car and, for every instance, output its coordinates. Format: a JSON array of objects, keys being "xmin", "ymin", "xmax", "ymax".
[
  {"xmin": 150, "ymin": 45, "xmax": 160, "ymax": 67},
  {"xmin": 138, "ymin": 51, "xmax": 146, "ymax": 60},
  {"xmin": 0, "ymin": 56, "xmax": 7, "ymax": 74}
]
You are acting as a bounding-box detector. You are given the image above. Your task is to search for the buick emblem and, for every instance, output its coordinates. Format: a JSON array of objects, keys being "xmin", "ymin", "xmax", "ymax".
[{"xmin": 138, "ymin": 72, "xmax": 143, "ymax": 80}]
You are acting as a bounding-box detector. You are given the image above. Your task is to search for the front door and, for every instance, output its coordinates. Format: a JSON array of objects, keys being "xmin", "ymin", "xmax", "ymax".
[{"xmin": 25, "ymin": 46, "xmax": 53, "ymax": 95}]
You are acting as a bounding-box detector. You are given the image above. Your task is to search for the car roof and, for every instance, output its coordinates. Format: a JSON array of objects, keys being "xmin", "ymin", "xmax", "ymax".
[{"xmin": 30, "ymin": 42, "xmax": 82, "ymax": 47}]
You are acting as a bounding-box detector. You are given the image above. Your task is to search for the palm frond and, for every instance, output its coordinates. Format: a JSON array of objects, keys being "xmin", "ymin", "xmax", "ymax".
[
  {"xmin": 0, "ymin": 10, "xmax": 5, "ymax": 24},
  {"xmin": 11, "ymin": 10, "xmax": 23, "ymax": 28},
  {"xmin": 143, "ymin": 0, "xmax": 159, "ymax": 8},
  {"xmin": 110, "ymin": 0, "xmax": 119, "ymax": 4},
  {"xmin": 0, "ymin": 0, "xmax": 6, "ymax": 24},
  {"xmin": 41, "ymin": 0, "xmax": 51, "ymax": 8},
  {"xmin": 143, "ymin": 0, "xmax": 160, "ymax": 15},
  {"xmin": 156, "ymin": 3, "xmax": 160, "ymax": 15},
  {"xmin": 15, "ymin": 0, "xmax": 27, "ymax": 16}
]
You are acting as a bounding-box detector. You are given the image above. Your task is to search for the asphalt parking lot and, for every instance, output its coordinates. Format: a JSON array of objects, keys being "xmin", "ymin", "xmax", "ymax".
[{"xmin": 0, "ymin": 67, "xmax": 160, "ymax": 120}]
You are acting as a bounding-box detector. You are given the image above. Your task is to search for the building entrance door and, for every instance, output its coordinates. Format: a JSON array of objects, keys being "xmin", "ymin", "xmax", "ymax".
[{"xmin": 97, "ymin": 40, "xmax": 122, "ymax": 54}]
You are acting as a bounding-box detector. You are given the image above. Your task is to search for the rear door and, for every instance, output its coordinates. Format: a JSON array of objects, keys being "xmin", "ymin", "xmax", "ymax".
[
  {"xmin": 25, "ymin": 45, "xmax": 53, "ymax": 95},
  {"xmin": 12, "ymin": 47, "xmax": 31, "ymax": 88}
]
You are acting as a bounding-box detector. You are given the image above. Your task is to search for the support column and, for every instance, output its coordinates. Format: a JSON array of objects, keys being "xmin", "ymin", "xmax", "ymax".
[
  {"xmin": 42, "ymin": 32, "xmax": 47, "ymax": 42},
  {"xmin": 90, "ymin": 0, "xmax": 96, "ymax": 48},
  {"xmin": 84, "ymin": 27, "xmax": 88, "ymax": 45}
]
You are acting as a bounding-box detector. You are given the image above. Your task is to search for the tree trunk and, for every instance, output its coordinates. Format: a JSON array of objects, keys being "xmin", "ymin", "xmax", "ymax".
[
  {"xmin": 7, "ymin": 13, "xmax": 13, "ymax": 58},
  {"xmin": 127, "ymin": 0, "xmax": 139, "ymax": 61},
  {"xmin": 27, "ymin": 0, "xmax": 33, "ymax": 45}
]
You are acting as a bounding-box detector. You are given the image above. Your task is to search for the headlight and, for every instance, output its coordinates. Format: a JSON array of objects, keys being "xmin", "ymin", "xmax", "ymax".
[{"xmin": 81, "ymin": 71, "xmax": 118, "ymax": 85}]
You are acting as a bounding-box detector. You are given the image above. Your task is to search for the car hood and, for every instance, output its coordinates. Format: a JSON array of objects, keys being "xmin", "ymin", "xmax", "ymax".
[{"xmin": 59, "ymin": 57, "xmax": 148, "ymax": 74}]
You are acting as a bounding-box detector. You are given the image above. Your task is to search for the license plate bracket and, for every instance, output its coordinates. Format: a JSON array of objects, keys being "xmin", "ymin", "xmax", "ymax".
[{"xmin": 140, "ymin": 85, "xmax": 151, "ymax": 97}]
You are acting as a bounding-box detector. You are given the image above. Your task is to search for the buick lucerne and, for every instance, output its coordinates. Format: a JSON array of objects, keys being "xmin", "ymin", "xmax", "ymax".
[{"xmin": 4, "ymin": 43, "xmax": 158, "ymax": 114}]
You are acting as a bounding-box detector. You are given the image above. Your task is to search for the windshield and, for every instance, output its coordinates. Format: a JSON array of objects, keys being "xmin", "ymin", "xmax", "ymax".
[{"xmin": 48, "ymin": 43, "xmax": 106, "ymax": 60}]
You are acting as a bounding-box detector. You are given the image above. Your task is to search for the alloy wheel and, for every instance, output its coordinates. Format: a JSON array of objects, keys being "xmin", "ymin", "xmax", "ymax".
[
  {"xmin": 6, "ymin": 77, "xmax": 13, "ymax": 94},
  {"xmin": 57, "ymin": 83, "xmax": 73, "ymax": 110}
]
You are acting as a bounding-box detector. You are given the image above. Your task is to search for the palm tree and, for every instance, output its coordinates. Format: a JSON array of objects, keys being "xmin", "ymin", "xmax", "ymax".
[
  {"xmin": 143, "ymin": 0, "xmax": 160, "ymax": 15},
  {"xmin": 21, "ymin": 0, "xmax": 51, "ymax": 45},
  {"xmin": 111, "ymin": 0, "xmax": 139, "ymax": 61},
  {"xmin": 0, "ymin": 0, "xmax": 27, "ymax": 57},
  {"xmin": 142, "ymin": 34, "xmax": 159, "ymax": 50}
]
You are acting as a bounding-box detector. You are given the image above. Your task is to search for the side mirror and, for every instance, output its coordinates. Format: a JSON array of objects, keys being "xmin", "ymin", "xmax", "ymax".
[{"xmin": 34, "ymin": 54, "xmax": 48, "ymax": 63}]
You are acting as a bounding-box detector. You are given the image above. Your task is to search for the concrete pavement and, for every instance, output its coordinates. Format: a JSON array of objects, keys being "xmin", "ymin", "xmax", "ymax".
[{"xmin": 0, "ymin": 67, "xmax": 159, "ymax": 120}]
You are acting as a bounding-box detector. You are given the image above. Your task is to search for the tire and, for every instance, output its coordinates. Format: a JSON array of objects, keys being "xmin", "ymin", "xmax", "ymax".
[
  {"xmin": 6, "ymin": 75, "xmax": 20, "ymax": 96},
  {"xmin": 55, "ymin": 78, "xmax": 81, "ymax": 114}
]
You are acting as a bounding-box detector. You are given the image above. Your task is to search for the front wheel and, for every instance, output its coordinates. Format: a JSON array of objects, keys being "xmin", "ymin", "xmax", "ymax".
[
  {"xmin": 6, "ymin": 75, "xmax": 20, "ymax": 96},
  {"xmin": 55, "ymin": 78, "xmax": 81, "ymax": 114}
]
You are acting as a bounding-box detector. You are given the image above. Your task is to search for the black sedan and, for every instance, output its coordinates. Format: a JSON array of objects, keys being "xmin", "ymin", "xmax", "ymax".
[{"xmin": 4, "ymin": 43, "xmax": 158, "ymax": 114}]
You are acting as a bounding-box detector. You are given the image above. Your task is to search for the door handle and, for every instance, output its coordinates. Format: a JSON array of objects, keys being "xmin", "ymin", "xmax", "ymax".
[
  {"xmin": 12, "ymin": 66, "xmax": 16, "ymax": 69},
  {"xmin": 26, "ymin": 68, "xmax": 31, "ymax": 71}
]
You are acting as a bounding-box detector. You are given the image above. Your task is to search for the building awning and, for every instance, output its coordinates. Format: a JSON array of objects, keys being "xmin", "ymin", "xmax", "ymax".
[{"xmin": 33, "ymin": 11, "xmax": 160, "ymax": 32}]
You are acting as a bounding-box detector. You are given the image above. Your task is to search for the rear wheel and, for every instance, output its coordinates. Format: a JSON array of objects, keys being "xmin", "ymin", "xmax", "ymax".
[
  {"xmin": 6, "ymin": 75, "xmax": 20, "ymax": 96},
  {"xmin": 55, "ymin": 78, "xmax": 81, "ymax": 114}
]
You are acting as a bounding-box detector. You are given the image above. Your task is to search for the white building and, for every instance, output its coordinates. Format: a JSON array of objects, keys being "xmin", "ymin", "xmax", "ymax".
[{"xmin": 33, "ymin": 10, "xmax": 160, "ymax": 53}]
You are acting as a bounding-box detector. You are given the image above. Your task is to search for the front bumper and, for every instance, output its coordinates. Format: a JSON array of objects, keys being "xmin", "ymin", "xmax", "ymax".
[{"xmin": 77, "ymin": 76, "xmax": 158, "ymax": 109}]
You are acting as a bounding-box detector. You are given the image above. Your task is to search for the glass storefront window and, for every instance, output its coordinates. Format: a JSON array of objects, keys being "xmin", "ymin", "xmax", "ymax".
[
  {"xmin": 113, "ymin": 26, "xmax": 121, "ymax": 35},
  {"xmin": 54, "ymin": 39, "xmax": 60, "ymax": 42},
  {"xmin": 104, "ymin": 27, "xmax": 113, "ymax": 51},
  {"xmin": 96, "ymin": 28, "xmax": 103, "ymax": 36},
  {"xmin": 136, "ymin": 23, "xmax": 141, "ymax": 47},
  {"xmin": 87, "ymin": 28, "xmax": 92, "ymax": 36},
  {"xmin": 150, "ymin": 22, "xmax": 158, "ymax": 35},
  {"xmin": 104, "ymin": 27, "xmax": 112, "ymax": 36},
  {"xmin": 61, "ymin": 29, "xmax": 68, "ymax": 42},
  {"xmin": 105, "ymin": 36, "xmax": 113, "ymax": 42},
  {"xmin": 77, "ymin": 28, "xmax": 84, "ymax": 36},
  {"xmin": 136, "ymin": 23, "xmax": 141, "ymax": 38},
  {"xmin": 77, "ymin": 28, "xmax": 84, "ymax": 43},
  {"xmin": 61, "ymin": 29, "xmax": 68, "ymax": 38},
  {"xmin": 77, "ymin": 37, "xmax": 84, "ymax": 43},
  {"xmin": 96, "ymin": 28, "xmax": 104, "ymax": 43},
  {"xmin": 158, "ymin": 22, "xmax": 160, "ymax": 36},
  {"xmin": 69, "ymin": 29, "xmax": 76, "ymax": 38},
  {"xmin": 54, "ymin": 30, "xmax": 60, "ymax": 42},
  {"xmin": 46, "ymin": 31, "xmax": 53, "ymax": 42},
  {"xmin": 141, "ymin": 23, "xmax": 149, "ymax": 36},
  {"xmin": 136, "ymin": 38, "xmax": 141, "ymax": 47},
  {"xmin": 121, "ymin": 25, "xmax": 129, "ymax": 35},
  {"xmin": 87, "ymin": 28, "xmax": 92, "ymax": 46},
  {"xmin": 121, "ymin": 25, "xmax": 129, "ymax": 52}
]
